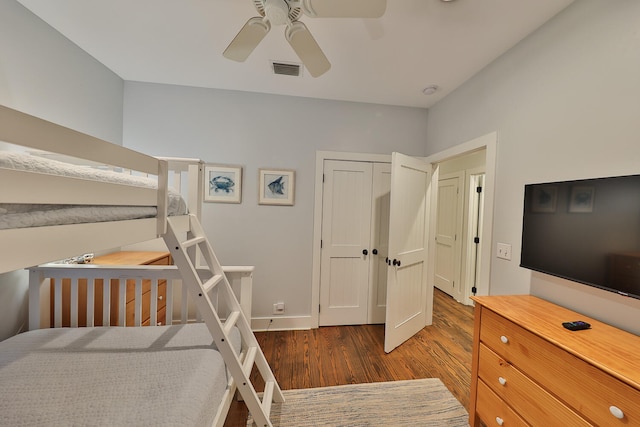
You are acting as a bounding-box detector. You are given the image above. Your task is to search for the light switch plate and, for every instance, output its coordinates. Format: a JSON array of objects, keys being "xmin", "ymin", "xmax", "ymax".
[{"xmin": 497, "ymin": 243, "xmax": 512, "ymax": 260}]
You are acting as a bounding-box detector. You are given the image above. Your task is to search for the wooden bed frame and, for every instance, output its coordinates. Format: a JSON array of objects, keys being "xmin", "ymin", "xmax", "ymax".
[{"xmin": 0, "ymin": 104, "xmax": 281, "ymax": 427}]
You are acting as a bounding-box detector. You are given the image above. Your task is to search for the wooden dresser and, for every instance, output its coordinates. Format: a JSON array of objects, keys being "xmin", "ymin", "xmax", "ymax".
[
  {"xmin": 51, "ymin": 251, "xmax": 171, "ymax": 327},
  {"xmin": 470, "ymin": 295, "xmax": 640, "ymax": 427}
]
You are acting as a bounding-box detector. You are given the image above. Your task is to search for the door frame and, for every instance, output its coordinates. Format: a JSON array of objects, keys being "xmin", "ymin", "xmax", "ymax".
[
  {"xmin": 462, "ymin": 168, "xmax": 485, "ymax": 306},
  {"xmin": 424, "ymin": 132, "xmax": 497, "ymax": 302},
  {"xmin": 311, "ymin": 151, "xmax": 391, "ymax": 328},
  {"xmin": 311, "ymin": 132, "xmax": 497, "ymax": 328}
]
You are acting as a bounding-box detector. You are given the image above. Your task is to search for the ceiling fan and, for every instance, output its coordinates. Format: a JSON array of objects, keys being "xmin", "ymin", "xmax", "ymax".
[{"xmin": 223, "ymin": 0, "xmax": 387, "ymax": 77}]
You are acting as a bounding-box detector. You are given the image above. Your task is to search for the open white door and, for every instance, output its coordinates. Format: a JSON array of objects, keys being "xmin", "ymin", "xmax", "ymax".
[{"xmin": 384, "ymin": 152, "xmax": 432, "ymax": 353}]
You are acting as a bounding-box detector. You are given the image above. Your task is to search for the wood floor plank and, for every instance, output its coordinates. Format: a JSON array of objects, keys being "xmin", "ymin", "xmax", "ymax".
[{"xmin": 224, "ymin": 288, "xmax": 473, "ymax": 427}]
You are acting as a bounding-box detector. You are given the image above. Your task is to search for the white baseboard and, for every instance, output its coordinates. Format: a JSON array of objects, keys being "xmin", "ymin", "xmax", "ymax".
[{"xmin": 251, "ymin": 315, "xmax": 312, "ymax": 331}]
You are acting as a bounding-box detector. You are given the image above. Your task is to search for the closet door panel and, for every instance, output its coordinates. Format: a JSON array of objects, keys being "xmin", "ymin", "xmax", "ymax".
[{"xmin": 320, "ymin": 160, "xmax": 372, "ymax": 326}]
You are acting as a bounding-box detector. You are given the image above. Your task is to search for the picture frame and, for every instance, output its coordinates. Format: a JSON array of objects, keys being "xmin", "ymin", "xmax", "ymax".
[
  {"xmin": 204, "ymin": 164, "xmax": 242, "ymax": 203},
  {"xmin": 531, "ymin": 185, "xmax": 557, "ymax": 213},
  {"xmin": 569, "ymin": 186, "xmax": 594, "ymax": 213},
  {"xmin": 259, "ymin": 169, "xmax": 295, "ymax": 206}
]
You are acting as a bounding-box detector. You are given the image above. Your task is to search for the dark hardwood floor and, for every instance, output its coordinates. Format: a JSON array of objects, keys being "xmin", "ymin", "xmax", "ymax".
[{"xmin": 224, "ymin": 288, "xmax": 474, "ymax": 427}]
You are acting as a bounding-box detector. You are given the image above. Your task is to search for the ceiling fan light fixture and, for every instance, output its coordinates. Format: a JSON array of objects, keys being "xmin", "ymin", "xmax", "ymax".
[{"xmin": 264, "ymin": 0, "xmax": 290, "ymax": 25}]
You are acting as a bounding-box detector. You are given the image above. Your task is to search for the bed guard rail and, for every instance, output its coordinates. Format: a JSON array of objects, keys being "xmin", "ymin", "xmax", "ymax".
[{"xmin": 28, "ymin": 264, "xmax": 253, "ymax": 331}]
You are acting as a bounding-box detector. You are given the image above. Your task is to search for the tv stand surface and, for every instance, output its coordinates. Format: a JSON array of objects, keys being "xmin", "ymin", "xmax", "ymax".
[{"xmin": 469, "ymin": 295, "xmax": 640, "ymax": 426}]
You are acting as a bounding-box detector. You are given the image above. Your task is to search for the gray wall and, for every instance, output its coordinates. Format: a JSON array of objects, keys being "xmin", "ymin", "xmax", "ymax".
[
  {"xmin": 0, "ymin": 1, "xmax": 124, "ymax": 142},
  {"xmin": 425, "ymin": 0, "xmax": 640, "ymax": 334},
  {"xmin": 123, "ymin": 82, "xmax": 428, "ymax": 323},
  {"xmin": 0, "ymin": 0, "xmax": 124, "ymax": 340}
]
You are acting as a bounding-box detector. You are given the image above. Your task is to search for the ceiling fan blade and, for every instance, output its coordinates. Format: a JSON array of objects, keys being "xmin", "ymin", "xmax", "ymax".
[
  {"xmin": 301, "ymin": 0, "xmax": 387, "ymax": 18},
  {"xmin": 223, "ymin": 17, "xmax": 271, "ymax": 62},
  {"xmin": 285, "ymin": 21, "xmax": 331, "ymax": 78}
]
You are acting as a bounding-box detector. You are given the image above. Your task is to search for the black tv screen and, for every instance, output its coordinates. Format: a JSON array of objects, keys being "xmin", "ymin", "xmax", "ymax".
[{"xmin": 521, "ymin": 174, "xmax": 640, "ymax": 300}]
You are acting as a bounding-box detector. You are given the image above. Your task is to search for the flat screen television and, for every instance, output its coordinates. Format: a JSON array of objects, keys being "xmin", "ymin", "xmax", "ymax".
[{"xmin": 521, "ymin": 174, "xmax": 640, "ymax": 300}]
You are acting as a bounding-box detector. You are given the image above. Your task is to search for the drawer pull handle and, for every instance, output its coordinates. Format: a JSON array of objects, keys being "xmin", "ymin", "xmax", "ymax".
[
  {"xmin": 500, "ymin": 335, "xmax": 509, "ymax": 344},
  {"xmin": 609, "ymin": 406, "xmax": 625, "ymax": 419},
  {"xmin": 495, "ymin": 416, "xmax": 504, "ymax": 426},
  {"xmin": 498, "ymin": 376, "xmax": 507, "ymax": 386}
]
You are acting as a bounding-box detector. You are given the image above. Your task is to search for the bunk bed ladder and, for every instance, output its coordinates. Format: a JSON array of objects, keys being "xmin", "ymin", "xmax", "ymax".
[{"xmin": 164, "ymin": 214, "xmax": 283, "ymax": 427}]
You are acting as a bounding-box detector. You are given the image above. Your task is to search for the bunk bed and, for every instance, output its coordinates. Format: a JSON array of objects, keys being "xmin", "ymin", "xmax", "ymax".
[
  {"xmin": 0, "ymin": 104, "xmax": 200, "ymax": 274},
  {"xmin": 0, "ymin": 105, "xmax": 281, "ymax": 426}
]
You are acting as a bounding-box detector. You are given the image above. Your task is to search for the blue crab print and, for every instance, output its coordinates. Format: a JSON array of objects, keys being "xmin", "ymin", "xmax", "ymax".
[{"xmin": 211, "ymin": 175, "xmax": 235, "ymax": 193}]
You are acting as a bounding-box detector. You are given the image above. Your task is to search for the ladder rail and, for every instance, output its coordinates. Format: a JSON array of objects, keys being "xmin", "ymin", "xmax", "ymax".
[{"xmin": 164, "ymin": 215, "xmax": 283, "ymax": 427}]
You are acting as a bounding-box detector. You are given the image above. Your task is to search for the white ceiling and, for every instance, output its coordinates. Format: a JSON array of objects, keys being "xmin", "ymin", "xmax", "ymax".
[{"xmin": 18, "ymin": 0, "xmax": 574, "ymax": 109}]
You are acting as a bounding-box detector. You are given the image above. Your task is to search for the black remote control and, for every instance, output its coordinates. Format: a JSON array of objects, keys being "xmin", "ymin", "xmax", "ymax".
[{"xmin": 562, "ymin": 321, "xmax": 591, "ymax": 331}]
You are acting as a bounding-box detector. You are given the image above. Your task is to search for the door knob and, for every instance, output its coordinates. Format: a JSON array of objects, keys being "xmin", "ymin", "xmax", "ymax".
[
  {"xmin": 362, "ymin": 249, "xmax": 368, "ymax": 256},
  {"xmin": 372, "ymin": 249, "xmax": 378, "ymax": 255}
]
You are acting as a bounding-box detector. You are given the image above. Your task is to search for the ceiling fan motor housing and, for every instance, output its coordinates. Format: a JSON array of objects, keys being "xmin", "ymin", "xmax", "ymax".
[{"xmin": 264, "ymin": 0, "xmax": 290, "ymax": 25}]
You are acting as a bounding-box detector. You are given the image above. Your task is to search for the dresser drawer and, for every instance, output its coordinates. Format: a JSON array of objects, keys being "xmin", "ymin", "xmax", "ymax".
[
  {"xmin": 143, "ymin": 305, "xmax": 167, "ymax": 326},
  {"xmin": 125, "ymin": 278, "xmax": 167, "ymax": 303},
  {"xmin": 478, "ymin": 344, "xmax": 591, "ymax": 427},
  {"xmin": 126, "ymin": 281, "xmax": 167, "ymax": 326},
  {"xmin": 480, "ymin": 308, "xmax": 640, "ymax": 426},
  {"xmin": 147, "ymin": 255, "xmax": 171, "ymax": 266},
  {"xmin": 476, "ymin": 379, "xmax": 530, "ymax": 427}
]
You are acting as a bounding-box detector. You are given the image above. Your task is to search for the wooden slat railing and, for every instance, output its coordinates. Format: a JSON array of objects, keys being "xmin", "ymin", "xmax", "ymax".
[{"xmin": 28, "ymin": 264, "xmax": 253, "ymax": 330}]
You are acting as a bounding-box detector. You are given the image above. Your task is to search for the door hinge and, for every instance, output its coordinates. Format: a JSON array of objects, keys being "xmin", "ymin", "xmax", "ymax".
[
  {"xmin": 477, "ymin": 186, "xmax": 483, "ymax": 193},
  {"xmin": 318, "ymin": 304, "xmax": 321, "ymax": 313},
  {"xmin": 323, "ymin": 173, "xmax": 325, "ymax": 183},
  {"xmin": 472, "ymin": 286, "xmax": 477, "ymax": 294},
  {"xmin": 320, "ymin": 240, "xmax": 323, "ymax": 249},
  {"xmin": 474, "ymin": 237, "xmax": 480, "ymax": 244}
]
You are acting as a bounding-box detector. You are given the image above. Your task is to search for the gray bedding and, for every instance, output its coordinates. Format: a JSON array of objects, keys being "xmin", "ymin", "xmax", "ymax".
[
  {"xmin": 0, "ymin": 151, "xmax": 187, "ymax": 230},
  {"xmin": 0, "ymin": 323, "xmax": 240, "ymax": 426}
]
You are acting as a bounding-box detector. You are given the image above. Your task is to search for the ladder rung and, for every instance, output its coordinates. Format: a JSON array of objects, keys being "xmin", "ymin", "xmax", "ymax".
[
  {"xmin": 223, "ymin": 310, "xmax": 241, "ymax": 336},
  {"xmin": 203, "ymin": 274, "xmax": 223, "ymax": 293},
  {"xmin": 262, "ymin": 380, "xmax": 275, "ymax": 417},
  {"xmin": 242, "ymin": 346, "xmax": 258, "ymax": 376},
  {"xmin": 181, "ymin": 235, "xmax": 206, "ymax": 249}
]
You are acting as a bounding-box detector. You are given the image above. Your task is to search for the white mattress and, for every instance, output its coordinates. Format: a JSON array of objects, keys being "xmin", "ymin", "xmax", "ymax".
[
  {"xmin": 0, "ymin": 151, "xmax": 187, "ymax": 229},
  {"xmin": 0, "ymin": 324, "xmax": 240, "ymax": 426}
]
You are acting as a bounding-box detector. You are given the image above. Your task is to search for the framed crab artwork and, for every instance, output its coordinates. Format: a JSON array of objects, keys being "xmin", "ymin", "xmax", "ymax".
[
  {"xmin": 204, "ymin": 164, "xmax": 243, "ymax": 203},
  {"xmin": 259, "ymin": 169, "xmax": 295, "ymax": 206}
]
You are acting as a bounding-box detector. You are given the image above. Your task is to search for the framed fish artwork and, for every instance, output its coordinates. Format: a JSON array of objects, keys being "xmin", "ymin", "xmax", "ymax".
[
  {"xmin": 204, "ymin": 164, "xmax": 243, "ymax": 203},
  {"xmin": 259, "ymin": 169, "xmax": 295, "ymax": 206}
]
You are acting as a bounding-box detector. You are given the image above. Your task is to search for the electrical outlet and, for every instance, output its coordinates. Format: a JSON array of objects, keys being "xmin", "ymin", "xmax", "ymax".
[
  {"xmin": 497, "ymin": 243, "xmax": 512, "ymax": 260},
  {"xmin": 273, "ymin": 302, "xmax": 285, "ymax": 315}
]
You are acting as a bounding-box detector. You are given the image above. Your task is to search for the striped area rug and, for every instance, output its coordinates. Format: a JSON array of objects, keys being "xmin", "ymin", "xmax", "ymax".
[{"xmin": 249, "ymin": 378, "xmax": 469, "ymax": 427}]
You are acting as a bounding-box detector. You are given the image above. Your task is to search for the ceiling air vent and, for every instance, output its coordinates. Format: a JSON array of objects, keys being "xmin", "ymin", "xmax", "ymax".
[{"xmin": 272, "ymin": 61, "xmax": 302, "ymax": 77}]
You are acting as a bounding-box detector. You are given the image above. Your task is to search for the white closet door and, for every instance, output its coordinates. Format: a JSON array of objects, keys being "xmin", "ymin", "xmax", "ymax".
[
  {"xmin": 434, "ymin": 174, "xmax": 464, "ymax": 300},
  {"xmin": 384, "ymin": 152, "xmax": 431, "ymax": 353},
  {"xmin": 368, "ymin": 162, "xmax": 391, "ymax": 324},
  {"xmin": 319, "ymin": 160, "xmax": 373, "ymax": 326}
]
